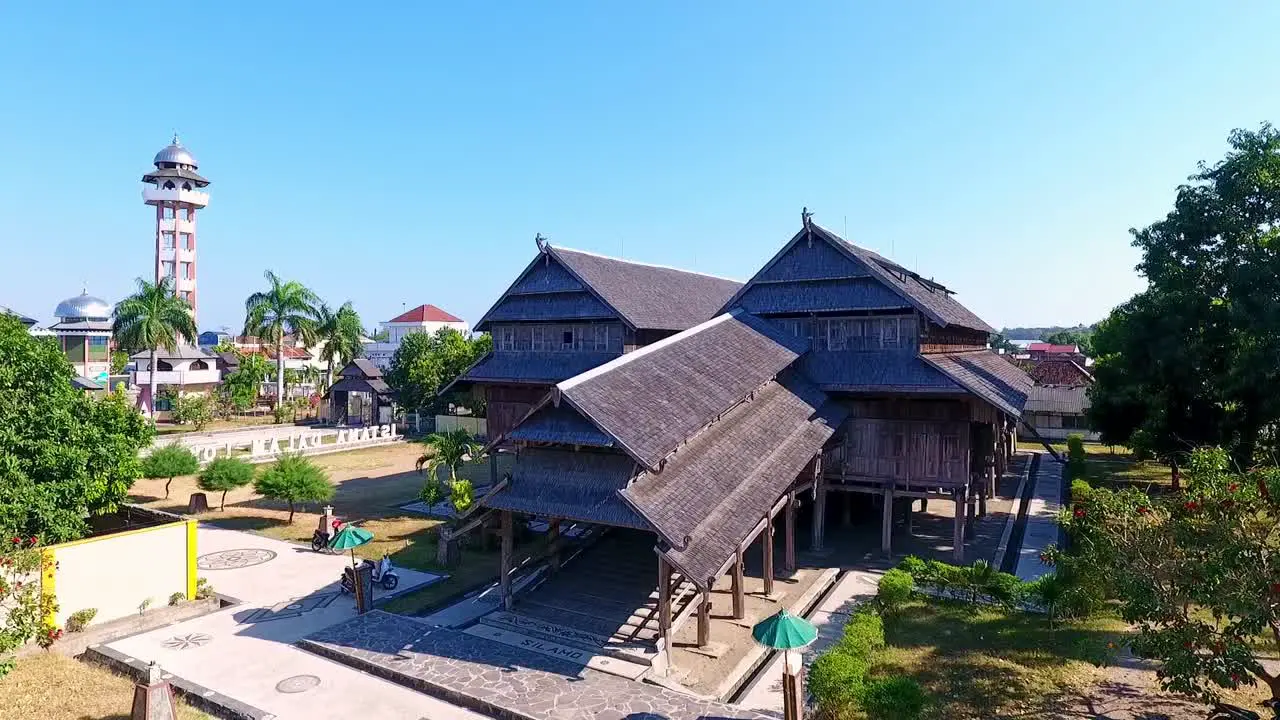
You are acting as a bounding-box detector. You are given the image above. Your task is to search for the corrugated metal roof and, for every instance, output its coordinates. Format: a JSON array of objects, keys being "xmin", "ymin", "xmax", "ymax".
[{"xmin": 1025, "ymin": 385, "xmax": 1089, "ymax": 415}]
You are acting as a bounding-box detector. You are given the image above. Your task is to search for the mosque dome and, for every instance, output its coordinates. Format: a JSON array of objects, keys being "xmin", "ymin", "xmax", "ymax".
[
  {"xmin": 54, "ymin": 291, "xmax": 111, "ymax": 320},
  {"xmin": 153, "ymin": 135, "xmax": 198, "ymax": 168}
]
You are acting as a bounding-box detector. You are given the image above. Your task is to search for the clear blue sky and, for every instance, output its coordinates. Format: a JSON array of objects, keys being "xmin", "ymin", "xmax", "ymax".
[{"xmin": 3, "ymin": 2, "xmax": 1278, "ymax": 332}]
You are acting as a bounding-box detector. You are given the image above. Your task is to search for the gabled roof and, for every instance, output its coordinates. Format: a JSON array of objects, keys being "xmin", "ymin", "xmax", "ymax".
[
  {"xmin": 723, "ymin": 222, "xmax": 993, "ymax": 333},
  {"xmin": 923, "ymin": 350, "xmax": 1033, "ymax": 418},
  {"xmin": 1027, "ymin": 343, "xmax": 1079, "ymax": 354},
  {"xmin": 1, "ymin": 306, "xmax": 37, "ymax": 326},
  {"xmin": 621, "ymin": 373, "xmax": 845, "ymax": 586},
  {"xmin": 483, "ymin": 448, "xmax": 646, "ymax": 529},
  {"xmin": 338, "ymin": 358, "xmax": 383, "ymax": 378},
  {"xmin": 389, "ymin": 304, "xmax": 464, "ymax": 324},
  {"xmin": 476, "ymin": 244, "xmax": 742, "ymax": 332},
  {"xmin": 551, "ymin": 310, "xmax": 807, "ymax": 471},
  {"xmin": 455, "ymin": 350, "xmax": 621, "ymax": 387},
  {"xmin": 1026, "ymin": 358, "xmax": 1093, "ymax": 386}
]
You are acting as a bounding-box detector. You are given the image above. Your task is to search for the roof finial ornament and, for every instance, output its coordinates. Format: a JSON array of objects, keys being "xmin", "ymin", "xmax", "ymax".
[
  {"xmin": 802, "ymin": 206, "xmax": 814, "ymax": 247},
  {"xmin": 535, "ymin": 233, "xmax": 547, "ymax": 253},
  {"xmin": 172, "ymin": 131, "xmax": 181, "ymax": 146}
]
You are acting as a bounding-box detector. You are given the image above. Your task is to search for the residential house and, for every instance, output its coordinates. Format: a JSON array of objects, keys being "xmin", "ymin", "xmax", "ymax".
[{"xmin": 362, "ymin": 304, "xmax": 469, "ymax": 370}]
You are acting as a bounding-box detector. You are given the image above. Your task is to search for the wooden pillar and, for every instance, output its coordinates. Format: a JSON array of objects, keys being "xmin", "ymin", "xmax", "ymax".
[
  {"xmin": 881, "ymin": 487, "xmax": 894, "ymax": 556},
  {"xmin": 731, "ymin": 549, "xmax": 745, "ymax": 619},
  {"xmin": 967, "ymin": 482, "xmax": 978, "ymax": 535},
  {"xmin": 696, "ymin": 587, "xmax": 711, "ymax": 647},
  {"xmin": 763, "ymin": 511, "xmax": 776, "ymax": 596},
  {"xmin": 903, "ymin": 497, "xmax": 913, "ymax": 534},
  {"xmin": 658, "ymin": 555, "xmax": 672, "ymax": 655},
  {"xmin": 841, "ymin": 492, "xmax": 853, "ymax": 527},
  {"xmin": 548, "ymin": 519, "xmax": 561, "ymax": 574},
  {"xmin": 784, "ymin": 492, "xmax": 796, "ymax": 575},
  {"xmin": 500, "ymin": 510, "xmax": 514, "ymax": 610},
  {"xmin": 811, "ymin": 478, "xmax": 826, "ymax": 552},
  {"xmin": 953, "ymin": 487, "xmax": 966, "ymax": 563}
]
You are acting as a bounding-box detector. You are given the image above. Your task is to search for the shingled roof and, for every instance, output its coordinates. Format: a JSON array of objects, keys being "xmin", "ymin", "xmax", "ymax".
[
  {"xmin": 554, "ymin": 310, "xmax": 807, "ymax": 470},
  {"xmin": 923, "ymin": 350, "xmax": 1033, "ymax": 418},
  {"xmin": 477, "ymin": 244, "xmax": 742, "ymax": 332},
  {"xmin": 456, "ymin": 350, "xmax": 621, "ymax": 386},
  {"xmin": 621, "ymin": 372, "xmax": 845, "ymax": 586},
  {"xmin": 483, "ymin": 447, "xmax": 646, "ymax": 529}
]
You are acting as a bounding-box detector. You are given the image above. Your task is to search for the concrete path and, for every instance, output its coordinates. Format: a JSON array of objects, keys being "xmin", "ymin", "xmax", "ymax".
[
  {"xmin": 103, "ymin": 526, "xmax": 484, "ymax": 720},
  {"xmin": 1015, "ymin": 454, "xmax": 1062, "ymax": 581},
  {"xmin": 736, "ymin": 570, "xmax": 881, "ymax": 712}
]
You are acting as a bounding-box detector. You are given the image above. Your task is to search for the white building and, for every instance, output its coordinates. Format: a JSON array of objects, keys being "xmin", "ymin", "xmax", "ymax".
[
  {"xmin": 363, "ymin": 304, "xmax": 469, "ymax": 370},
  {"xmin": 49, "ymin": 291, "xmax": 114, "ymax": 386},
  {"xmin": 143, "ymin": 135, "xmax": 210, "ymax": 321}
]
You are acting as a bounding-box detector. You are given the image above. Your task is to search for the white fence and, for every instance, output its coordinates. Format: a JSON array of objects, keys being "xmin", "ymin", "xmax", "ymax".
[
  {"xmin": 434, "ymin": 415, "xmax": 487, "ymax": 437},
  {"xmin": 180, "ymin": 424, "xmax": 402, "ymax": 465}
]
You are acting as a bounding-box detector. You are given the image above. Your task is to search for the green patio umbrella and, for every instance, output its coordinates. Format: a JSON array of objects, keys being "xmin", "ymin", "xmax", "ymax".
[
  {"xmin": 752, "ymin": 608, "xmax": 817, "ymax": 650},
  {"xmin": 330, "ymin": 525, "xmax": 374, "ymax": 572}
]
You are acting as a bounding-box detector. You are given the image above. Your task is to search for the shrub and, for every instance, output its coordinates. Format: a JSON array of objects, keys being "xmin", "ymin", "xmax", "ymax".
[
  {"xmin": 808, "ymin": 649, "xmax": 869, "ymax": 714},
  {"xmin": 173, "ymin": 394, "xmax": 214, "ymax": 430},
  {"xmin": 168, "ymin": 591, "xmax": 186, "ymax": 606},
  {"xmin": 254, "ymin": 454, "xmax": 334, "ymax": 523},
  {"xmin": 450, "ymin": 478, "xmax": 475, "ymax": 515},
  {"xmin": 839, "ymin": 608, "xmax": 885, "ymax": 658},
  {"xmin": 138, "ymin": 597, "xmax": 154, "ymax": 615},
  {"xmin": 65, "ymin": 608, "xmax": 97, "ymax": 633},
  {"xmin": 141, "ymin": 445, "xmax": 200, "ymax": 499},
  {"xmin": 1067, "ymin": 433, "xmax": 1087, "ymax": 478},
  {"xmin": 195, "ymin": 577, "xmax": 214, "ymax": 600},
  {"xmin": 897, "ymin": 555, "xmax": 928, "ymax": 578},
  {"xmin": 877, "ymin": 569, "xmax": 914, "ymax": 616},
  {"xmin": 420, "ymin": 475, "xmax": 444, "ymax": 507},
  {"xmin": 198, "ymin": 457, "xmax": 256, "ymax": 510},
  {"xmin": 860, "ymin": 676, "xmax": 927, "ymax": 720}
]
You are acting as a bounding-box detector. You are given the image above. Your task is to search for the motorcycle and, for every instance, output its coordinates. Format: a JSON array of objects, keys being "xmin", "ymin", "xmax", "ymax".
[
  {"xmin": 340, "ymin": 555, "xmax": 400, "ymax": 593},
  {"xmin": 1207, "ymin": 699, "xmax": 1280, "ymax": 720},
  {"xmin": 312, "ymin": 519, "xmax": 346, "ymax": 553}
]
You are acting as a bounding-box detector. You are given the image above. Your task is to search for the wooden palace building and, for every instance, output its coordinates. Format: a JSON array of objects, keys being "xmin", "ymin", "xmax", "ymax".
[{"xmin": 454, "ymin": 213, "xmax": 1032, "ymax": 656}]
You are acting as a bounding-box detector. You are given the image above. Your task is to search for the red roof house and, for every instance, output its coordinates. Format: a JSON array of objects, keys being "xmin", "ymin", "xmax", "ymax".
[{"xmin": 389, "ymin": 304, "xmax": 464, "ymax": 324}]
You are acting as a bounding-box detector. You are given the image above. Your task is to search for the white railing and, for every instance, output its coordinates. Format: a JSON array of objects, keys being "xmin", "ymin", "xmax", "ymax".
[
  {"xmin": 134, "ymin": 369, "xmax": 221, "ymax": 385},
  {"xmin": 142, "ymin": 187, "xmax": 210, "ymax": 207}
]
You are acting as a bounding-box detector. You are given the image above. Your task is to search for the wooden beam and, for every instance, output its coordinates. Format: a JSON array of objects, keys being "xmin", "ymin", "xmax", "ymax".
[
  {"xmin": 763, "ymin": 511, "xmax": 776, "ymax": 596},
  {"xmin": 952, "ymin": 487, "xmax": 965, "ymax": 563},
  {"xmin": 696, "ymin": 587, "xmax": 711, "ymax": 648},
  {"xmin": 784, "ymin": 491, "xmax": 796, "ymax": 575},
  {"xmin": 711, "ymin": 494, "xmax": 791, "ymax": 579},
  {"xmin": 499, "ymin": 510, "xmax": 514, "ymax": 610},
  {"xmin": 881, "ymin": 486, "xmax": 894, "ymax": 556},
  {"xmin": 548, "ymin": 519, "xmax": 561, "ymax": 574},
  {"xmin": 658, "ymin": 555, "xmax": 672, "ymax": 656},
  {"xmin": 731, "ymin": 549, "xmax": 745, "ymax": 619},
  {"xmin": 811, "ymin": 475, "xmax": 826, "ymax": 552}
]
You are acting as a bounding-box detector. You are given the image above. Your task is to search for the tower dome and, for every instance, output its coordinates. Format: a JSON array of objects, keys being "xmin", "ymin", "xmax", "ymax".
[
  {"xmin": 54, "ymin": 290, "xmax": 111, "ymax": 321},
  {"xmin": 153, "ymin": 134, "xmax": 198, "ymax": 169}
]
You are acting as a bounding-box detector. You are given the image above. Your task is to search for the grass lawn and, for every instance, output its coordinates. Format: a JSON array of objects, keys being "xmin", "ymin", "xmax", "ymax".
[
  {"xmin": 869, "ymin": 597, "xmax": 1270, "ymax": 719},
  {"xmin": 0, "ymin": 653, "xmax": 209, "ymax": 720},
  {"xmin": 131, "ymin": 442, "xmax": 523, "ymax": 615},
  {"xmin": 1018, "ymin": 441, "xmax": 1174, "ymax": 491}
]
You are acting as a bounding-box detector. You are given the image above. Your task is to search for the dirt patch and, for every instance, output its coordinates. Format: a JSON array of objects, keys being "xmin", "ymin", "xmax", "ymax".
[{"xmin": 0, "ymin": 652, "xmax": 209, "ymax": 720}]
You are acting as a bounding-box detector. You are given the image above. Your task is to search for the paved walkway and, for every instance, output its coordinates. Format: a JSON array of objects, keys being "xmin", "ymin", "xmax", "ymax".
[
  {"xmin": 1015, "ymin": 454, "xmax": 1062, "ymax": 581},
  {"xmin": 102, "ymin": 526, "xmax": 484, "ymax": 720},
  {"xmin": 304, "ymin": 610, "xmax": 771, "ymax": 720}
]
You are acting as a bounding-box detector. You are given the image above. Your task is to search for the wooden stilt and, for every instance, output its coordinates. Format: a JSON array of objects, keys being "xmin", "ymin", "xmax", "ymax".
[
  {"xmin": 500, "ymin": 510, "xmax": 514, "ymax": 610},
  {"xmin": 731, "ymin": 549, "xmax": 745, "ymax": 619},
  {"xmin": 841, "ymin": 492, "xmax": 853, "ymax": 527},
  {"xmin": 784, "ymin": 492, "xmax": 796, "ymax": 575},
  {"xmin": 548, "ymin": 519, "xmax": 561, "ymax": 573},
  {"xmin": 953, "ymin": 487, "xmax": 967, "ymax": 562},
  {"xmin": 811, "ymin": 479, "xmax": 826, "ymax": 552},
  {"xmin": 763, "ymin": 511, "xmax": 775, "ymax": 596},
  {"xmin": 978, "ymin": 475, "xmax": 988, "ymax": 517},
  {"xmin": 881, "ymin": 487, "xmax": 894, "ymax": 556},
  {"xmin": 658, "ymin": 555, "xmax": 672, "ymax": 657},
  {"xmin": 696, "ymin": 587, "xmax": 711, "ymax": 647},
  {"xmin": 903, "ymin": 497, "xmax": 913, "ymax": 534},
  {"xmin": 921, "ymin": 498, "xmax": 928, "ymax": 512},
  {"xmin": 967, "ymin": 483, "xmax": 977, "ymax": 536}
]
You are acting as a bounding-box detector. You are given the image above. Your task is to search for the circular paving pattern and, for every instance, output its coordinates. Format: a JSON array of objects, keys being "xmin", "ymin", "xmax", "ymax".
[
  {"xmin": 275, "ymin": 675, "xmax": 321, "ymax": 694},
  {"xmin": 197, "ymin": 548, "xmax": 277, "ymax": 570},
  {"xmin": 162, "ymin": 633, "xmax": 213, "ymax": 650}
]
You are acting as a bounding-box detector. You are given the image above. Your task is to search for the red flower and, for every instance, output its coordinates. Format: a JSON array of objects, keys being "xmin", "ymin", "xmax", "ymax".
[
  {"xmin": 1073, "ymin": 508, "xmax": 1086, "ymax": 519},
  {"xmin": 1137, "ymin": 506, "xmax": 1149, "ymax": 515},
  {"xmin": 1228, "ymin": 483, "xmax": 1239, "ymax": 493},
  {"xmin": 27, "ymin": 536, "xmax": 37, "ymax": 546},
  {"xmin": 1232, "ymin": 674, "xmax": 1241, "ymax": 683},
  {"xmin": 9, "ymin": 538, "xmax": 18, "ymax": 545},
  {"xmin": 1183, "ymin": 501, "xmax": 1199, "ymax": 512},
  {"xmin": 1183, "ymin": 641, "xmax": 1194, "ymax": 649}
]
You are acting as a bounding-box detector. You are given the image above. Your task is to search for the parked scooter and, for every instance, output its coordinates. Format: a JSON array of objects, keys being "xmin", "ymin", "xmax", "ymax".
[
  {"xmin": 312, "ymin": 518, "xmax": 344, "ymax": 553},
  {"xmin": 340, "ymin": 554, "xmax": 400, "ymax": 593}
]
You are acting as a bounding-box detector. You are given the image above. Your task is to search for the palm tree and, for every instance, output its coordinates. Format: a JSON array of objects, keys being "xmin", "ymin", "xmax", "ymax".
[
  {"xmin": 113, "ymin": 277, "xmax": 198, "ymax": 418},
  {"xmin": 243, "ymin": 271, "xmax": 319, "ymax": 406},
  {"xmin": 315, "ymin": 301, "xmax": 364, "ymax": 390},
  {"xmin": 416, "ymin": 428, "xmax": 484, "ymax": 483}
]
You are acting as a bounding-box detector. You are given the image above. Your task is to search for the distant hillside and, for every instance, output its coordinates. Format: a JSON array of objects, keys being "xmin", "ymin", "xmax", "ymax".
[{"xmin": 1002, "ymin": 325, "xmax": 1096, "ymax": 341}]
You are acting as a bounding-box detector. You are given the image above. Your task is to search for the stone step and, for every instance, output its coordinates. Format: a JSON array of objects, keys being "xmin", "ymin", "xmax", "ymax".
[
  {"xmin": 517, "ymin": 599, "xmax": 661, "ymax": 641},
  {"xmin": 463, "ymin": 623, "xmax": 650, "ymax": 681},
  {"xmin": 480, "ymin": 610, "xmax": 659, "ymax": 667}
]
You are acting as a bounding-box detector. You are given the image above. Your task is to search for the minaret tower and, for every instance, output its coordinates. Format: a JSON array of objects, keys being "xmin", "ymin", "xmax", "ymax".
[{"xmin": 143, "ymin": 135, "xmax": 210, "ymax": 321}]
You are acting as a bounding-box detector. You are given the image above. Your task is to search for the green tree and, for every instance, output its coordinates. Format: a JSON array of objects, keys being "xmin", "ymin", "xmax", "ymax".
[
  {"xmin": 1041, "ymin": 328, "xmax": 1094, "ymax": 357},
  {"xmin": 387, "ymin": 328, "xmax": 489, "ymax": 412},
  {"xmin": 0, "ymin": 315, "xmax": 153, "ymax": 542},
  {"xmin": 243, "ymin": 271, "xmax": 319, "ymax": 408},
  {"xmin": 0, "ymin": 542, "xmax": 57, "ymax": 677},
  {"xmin": 254, "ymin": 454, "xmax": 333, "ymax": 523},
  {"xmin": 112, "ymin": 277, "xmax": 198, "ymax": 419},
  {"xmin": 1059, "ymin": 447, "xmax": 1280, "ymax": 703},
  {"xmin": 416, "ymin": 428, "xmax": 483, "ymax": 485},
  {"xmin": 110, "ymin": 350, "xmax": 130, "ymax": 374},
  {"xmin": 142, "ymin": 444, "xmax": 200, "ymax": 499},
  {"xmin": 989, "ymin": 332, "xmax": 1020, "ymax": 353},
  {"xmin": 221, "ymin": 351, "xmax": 271, "ymax": 411},
  {"xmin": 198, "ymin": 457, "xmax": 256, "ymax": 511},
  {"xmin": 172, "ymin": 393, "xmax": 214, "ymax": 430},
  {"xmin": 1090, "ymin": 125, "xmax": 1280, "ymax": 470},
  {"xmin": 315, "ymin": 301, "xmax": 364, "ymax": 390}
]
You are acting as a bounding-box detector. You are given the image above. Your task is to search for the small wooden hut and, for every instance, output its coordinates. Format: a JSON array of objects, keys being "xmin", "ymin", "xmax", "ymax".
[{"xmin": 326, "ymin": 358, "xmax": 395, "ymax": 426}]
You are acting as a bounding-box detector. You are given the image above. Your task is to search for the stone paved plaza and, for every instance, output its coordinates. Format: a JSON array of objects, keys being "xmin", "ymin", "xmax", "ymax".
[{"xmin": 303, "ymin": 610, "xmax": 773, "ymax": 720}]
